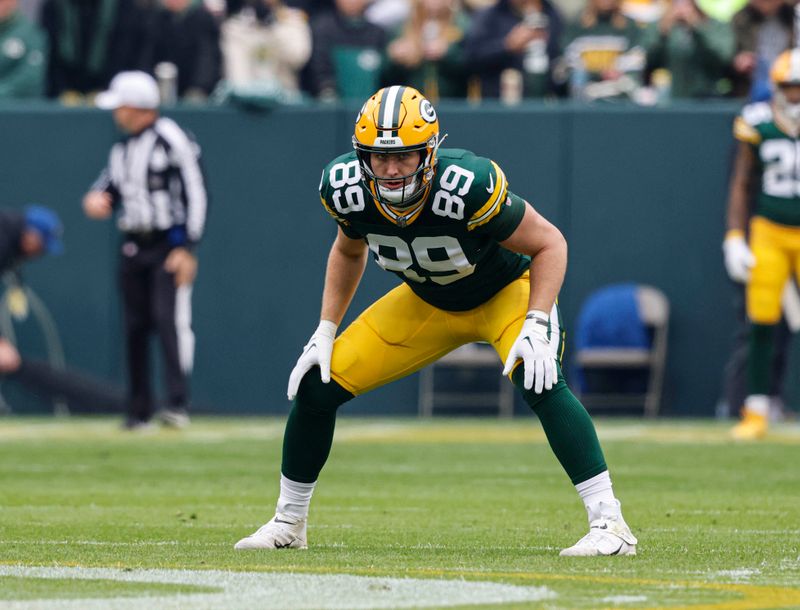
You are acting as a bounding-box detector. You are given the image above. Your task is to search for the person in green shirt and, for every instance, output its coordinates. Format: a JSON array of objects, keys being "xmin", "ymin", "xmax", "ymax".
[
  {"xmin": 0, "ymin": 0, "xmax": 46, "ymax": 99},
  {"xmin": 383, "ymin": 0, "xmax": 470, "ymax": 100},
  {"xmin": 641, "ymin": 0, "xmax": 734, "ymax": 99},
  {"xmin": 234, "ymin": 85, "xmax": 638, "ymax": 557},
  {"xmin": 561, "ymin": 0, "xmax": 644, "ymax": 97}
]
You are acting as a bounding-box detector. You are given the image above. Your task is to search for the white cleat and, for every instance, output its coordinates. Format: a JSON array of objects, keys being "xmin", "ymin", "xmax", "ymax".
[
  {"xmin": 560, "ymin": 501, "xmax": 637, "ymax": 557},
  {"xmin": 234, "ymin": 513, "xmax": 308, "ymax": 550}
]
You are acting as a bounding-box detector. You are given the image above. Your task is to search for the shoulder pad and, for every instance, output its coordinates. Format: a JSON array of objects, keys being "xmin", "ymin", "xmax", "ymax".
[
  {"xmin": 319, "ymin": 152, "xmax": 363, "ymax": 225},
  {"xmin": 466, "ymin": 157, "xmax": 509, "ymax": 231},
  {"xmin": 734, "ymin": 103, "xmax": 771, "ymax": 145},
  {"xmin": 740, "ymin": 102, "xmax": 772, "ymax": 128},
  {"xmin": 432, "ymin": 152, "xmax": 509, "ymax": 229}
]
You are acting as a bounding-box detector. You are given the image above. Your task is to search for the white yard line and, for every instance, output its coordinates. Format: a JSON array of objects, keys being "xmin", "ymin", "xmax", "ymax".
[{"xmin": 0, "ymin": 565, "xmax": 556, "ymax": 610}]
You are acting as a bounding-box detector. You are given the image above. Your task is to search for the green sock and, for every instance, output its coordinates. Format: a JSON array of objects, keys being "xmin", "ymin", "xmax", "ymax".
[
  {"xmin": 513, "ymin": 366, "xmax": 607, "ymax": 484},
  {"xmin": 748, "ymin": 323, "xmax": 776, "ymax": 396},
  {"xmin": 281, "ymin": 369, "xmax": 353, "ymax": 483}
]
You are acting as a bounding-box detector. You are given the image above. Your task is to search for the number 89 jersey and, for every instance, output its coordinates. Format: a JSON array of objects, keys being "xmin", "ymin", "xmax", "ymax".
[
  {"xmin": 319, "ymin": 148, "xmax": 530, "ymax": 311},
  {"xmin": 734, "ymin": 102, "xmax": 800, "ymax": 227}
]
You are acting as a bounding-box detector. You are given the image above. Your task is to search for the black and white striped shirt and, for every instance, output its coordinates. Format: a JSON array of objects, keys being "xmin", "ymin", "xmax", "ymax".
[{"xmin": 92, "ymin": 117, "xmax": 208, "ymax": 246}]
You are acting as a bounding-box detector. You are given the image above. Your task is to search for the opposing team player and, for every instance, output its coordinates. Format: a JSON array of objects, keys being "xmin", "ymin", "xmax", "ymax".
[
  {"xmin": 725, "ymin": 49, "xmax": 800, "ymax": 440},
  {"xmin": 235, "ymin": 86, "xmax": 637, "ymax": 556}
]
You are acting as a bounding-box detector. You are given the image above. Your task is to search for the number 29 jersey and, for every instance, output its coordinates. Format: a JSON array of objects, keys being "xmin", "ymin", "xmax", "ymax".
[
  {"xmin": 319, "ymin": 148, "xmax": 530, "ymax": 312},
  {"xmin": 734, "ymin": 102, "xmax": 800, "ymax": 227}
]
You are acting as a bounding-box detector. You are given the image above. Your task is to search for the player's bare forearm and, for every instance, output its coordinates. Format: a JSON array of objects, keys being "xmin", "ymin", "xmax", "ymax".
[
  {"xmin": 500, "ymin": 203, "xmax": 567, "ymax": 313},
  {"xmin": 320, "ymin": 227, "xmax": 369, "ymax": 325},
  {"xmin": 726, "ymin": 142, "xmax": 755, "ymax": 233}
]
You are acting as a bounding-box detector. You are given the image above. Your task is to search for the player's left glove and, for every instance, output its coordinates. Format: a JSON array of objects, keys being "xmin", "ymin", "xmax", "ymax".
[
  {"xmin": 723, "ymin": 230, "xmax": 755, "ymax": 283},
  {"xmin": 287, "ymin": 320, "xmax": 337, "ymax": 400},
  {"xmin": 502, "ymin": 310, "xmax": 557, "ymax": 394}
]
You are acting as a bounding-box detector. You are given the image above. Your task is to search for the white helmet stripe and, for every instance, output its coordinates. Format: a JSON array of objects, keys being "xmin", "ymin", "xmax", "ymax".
[{"xmin": 380, "ymin": 86, "xmax": 402, "ymax": 136}]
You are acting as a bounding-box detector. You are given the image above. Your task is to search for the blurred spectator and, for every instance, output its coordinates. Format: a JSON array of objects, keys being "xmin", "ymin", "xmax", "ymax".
[
  {"xmin": 366, "ymin": 0, "xmax": 410, "ymax": 30},
  {"xmin": 307, "ymin": 0, "xmax": 387, "ymax": 101},
  {"xmin": 730, "ymin": 0, "xmax": 793, "ymax": 98},
  {"xmin": 695, "ymin": 0, "xmax": 747, "ymax": 22},
  {"xmin": 138, "ymin": 0, "xmax": 222, "ymax": 102},
  {"xmin": 0, "ymin": 205, "xmax": 61, "ymax": 376},
  {"xmin": 383, "ymin": 0, "xmax": 469, "ymax": 100},
  {"xmin": 560, "ymin": 0, "xmax": 643, "ymax": 99},
  {"xmin": 40, "ymin": 0, "xmax": 125, "ymax": 100},
  {"xmin": 464, "ymin": 0, "xmax": 562, "ymax": 100},
  {"xmin": 0, "ymin": 205, "xmax": 63, "ymax": 375},
  {"xmin": 0, "ymin": 0, "xmax": 47, "ymax": 99},
  {"xmin": 622, "ymin": 0, "xmax": 666, "ymax": 24},
  {"xmin": 17, "ymin": 0, "xmax": 44, "ymax": 23},
  {"xmin": 641, "ymin": 0, "xmax": 734, "ymax": 98},
  {"xmin": 221, "ymin": 0, "xmax": 311, "ymax": 98}
]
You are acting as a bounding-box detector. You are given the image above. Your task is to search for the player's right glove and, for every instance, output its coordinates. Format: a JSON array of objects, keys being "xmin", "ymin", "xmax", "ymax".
[
  {"xmin": 287, "ymin": 320, "xmax": 337, "ymax": 400},
  {"xmin": 723, "ymin": 230, "xmax": 755, "ymax": 283}
]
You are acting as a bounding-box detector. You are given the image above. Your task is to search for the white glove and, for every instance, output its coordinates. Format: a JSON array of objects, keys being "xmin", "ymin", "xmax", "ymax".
[
  {"xmin": 723, "ymin": 232, "xmax": 755, "ymax": 283},
  {"xmin": 287, "ymin": 320, "xmax": 337, "ymax": 400},
  {"xmin": 502, "ymin": 310, "xmax": 558, "ymax": 394}
]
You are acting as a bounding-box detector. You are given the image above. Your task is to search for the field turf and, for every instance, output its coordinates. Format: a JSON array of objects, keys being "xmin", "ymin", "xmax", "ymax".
[{"xmin": 1, "ymin": 416, "xmax": 799, "ymax": 609}]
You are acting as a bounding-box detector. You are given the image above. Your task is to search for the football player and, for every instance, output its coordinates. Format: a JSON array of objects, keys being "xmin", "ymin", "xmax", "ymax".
[
  {"xmin": 235, "ymin": 86, "xmax": 637, "ymax": 556},
  {"xmin": 725, "ymin": 49, "xmax": 800, "ymax": 440}
]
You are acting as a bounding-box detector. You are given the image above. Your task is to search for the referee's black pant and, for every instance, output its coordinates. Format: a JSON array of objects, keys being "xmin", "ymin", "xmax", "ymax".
[{"xmin": 120, "ymin": 234, "xmax": 193, "ymax": 421}]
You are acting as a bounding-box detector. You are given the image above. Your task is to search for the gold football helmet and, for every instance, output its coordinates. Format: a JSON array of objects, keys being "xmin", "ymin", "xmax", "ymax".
[
  {"xmin": 353, "ymin": 86, "xmax": 441, "ymax": 209},
  {"xmin": 771, "ymin": 49, "xmax": 800, "ymax": 128}
]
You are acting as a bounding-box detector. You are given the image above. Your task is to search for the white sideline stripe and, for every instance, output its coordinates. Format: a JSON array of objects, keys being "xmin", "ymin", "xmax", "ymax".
[
  {"xmin": 0, "ymin": 566, "xmax": 556, "ymax": 610},
  {"xmin": 0, "ymin": 541, "xmax": 559, "ymax": 552}
]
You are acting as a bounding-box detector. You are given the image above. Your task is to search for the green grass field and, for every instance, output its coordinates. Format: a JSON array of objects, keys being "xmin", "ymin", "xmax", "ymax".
[{"xmin": 1, "ymin": 416, "xmax": 799, "ymax": 609}]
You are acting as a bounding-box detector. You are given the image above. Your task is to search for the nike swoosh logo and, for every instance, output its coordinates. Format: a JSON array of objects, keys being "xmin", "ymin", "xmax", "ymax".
[
  {"xmin": 274, "ymin": 518, "xmax": 295, "ymax": 525},
  {"xmin": 609, "ymin": 541, "xmax": 624, "ymax": 555},
  {"xmin": 523, "ymin": 337, "xmax": 534, "ymax": 350},
  {"xmin": 486, "ymin": 173, "xmax": 495, "ymax": 193},
  {"xmin": 274, "ymin": 540, "xmax": 294, "ymax": 548},
  {"xmin": 591, "ymin": 524, "xmax": 609, "ymax": 530}
]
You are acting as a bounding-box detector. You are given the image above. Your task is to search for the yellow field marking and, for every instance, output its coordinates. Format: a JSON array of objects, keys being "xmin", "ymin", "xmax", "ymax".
[{"xmin": 231, "ymin": 564, "xmax": 800, "ymax": 610}]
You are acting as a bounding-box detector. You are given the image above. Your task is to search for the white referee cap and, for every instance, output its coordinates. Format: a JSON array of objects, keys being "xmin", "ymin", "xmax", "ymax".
[{"xmin": 96, "ymin": 71, "xmax": 160, "ymax": 110}]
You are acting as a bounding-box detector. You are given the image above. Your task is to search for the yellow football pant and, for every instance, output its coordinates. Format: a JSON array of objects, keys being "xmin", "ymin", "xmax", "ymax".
[
  {"xmin": 747, "ymin": 216, "xmax": 800, "ymax": 324},
  {"xmin": 330, "ymin": 272, "xmax": 562, "ymax": 395}
]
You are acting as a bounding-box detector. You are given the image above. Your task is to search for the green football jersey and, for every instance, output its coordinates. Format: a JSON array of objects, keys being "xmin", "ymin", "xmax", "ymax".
[
  {"xmin": 318, "ymin": 148, "xmax": 530, "ymax": 311},
  {"xmin": 734, "ymin": 102, "xmax": 800, "ymax": 227}
]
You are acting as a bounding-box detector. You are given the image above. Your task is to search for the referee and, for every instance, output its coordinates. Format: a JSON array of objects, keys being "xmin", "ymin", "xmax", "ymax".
[{"xmin": 83, "ymin": 71, "xmax": 208, "ymax": 430}]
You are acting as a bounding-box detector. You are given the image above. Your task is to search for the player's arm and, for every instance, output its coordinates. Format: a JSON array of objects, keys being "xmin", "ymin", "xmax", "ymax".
[
  {"xmin": 723, "ymin": 141, "xmax": 756, "ymax": 282},
  {"xmin": 726, "ymin": 141, "xmax": 755, "ymax": 233},
  {"xmin": 320, "ymin": 227, "xmax": 369, "ymax": 325},
  {"xmin": 499, "ymin": 202, "xmax": 567, "ymax": 393},
  {"xmin": 499, "ymin": 202, "xmax": 567, "ymax": 313}
]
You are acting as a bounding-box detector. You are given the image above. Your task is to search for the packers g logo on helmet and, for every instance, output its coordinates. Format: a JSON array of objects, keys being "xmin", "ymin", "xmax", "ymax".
[{"xmin": 352, "ymin": 86, "xmax": 442, "ymax": 210}]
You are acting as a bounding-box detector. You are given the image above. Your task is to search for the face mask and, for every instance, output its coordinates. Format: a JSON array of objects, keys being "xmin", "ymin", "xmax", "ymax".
[
  {"xmin": 379, "ymin": 178, "xmax": 419, "ymax": 206},
  {"xmin": 785, "ymin": 103, "xmax": 800, "ymax": 122}
]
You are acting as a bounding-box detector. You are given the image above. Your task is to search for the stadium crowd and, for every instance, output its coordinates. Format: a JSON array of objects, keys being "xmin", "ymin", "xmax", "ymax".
[{"xmin": 0, "ymin": 0, "xmax": 794, "ymax": 104}]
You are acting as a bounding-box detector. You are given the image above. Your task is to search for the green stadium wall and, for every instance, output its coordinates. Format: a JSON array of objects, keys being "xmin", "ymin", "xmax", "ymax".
[{"xmin": 1, "ymin": 101, "xmax": 792, "ymax": 416}]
